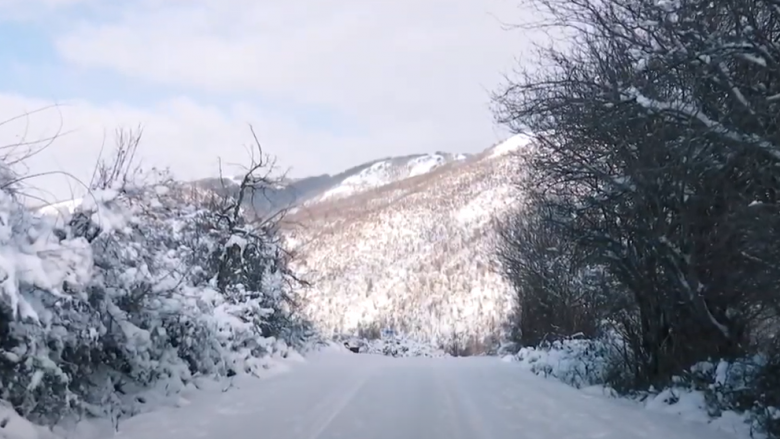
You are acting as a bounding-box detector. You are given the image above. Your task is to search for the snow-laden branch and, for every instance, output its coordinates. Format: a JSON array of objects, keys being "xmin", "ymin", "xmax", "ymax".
[{"xmin": 623, "ymin": 86, "xmax": 780, "ymax": 160}]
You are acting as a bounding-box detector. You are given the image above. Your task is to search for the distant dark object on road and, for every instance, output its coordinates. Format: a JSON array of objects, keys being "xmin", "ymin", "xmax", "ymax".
[{"xmin": 343, "ymin": 342, "xmax": 360, "ymax": 353}]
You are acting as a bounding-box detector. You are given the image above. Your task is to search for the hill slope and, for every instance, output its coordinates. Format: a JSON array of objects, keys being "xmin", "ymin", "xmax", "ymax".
[{"xmin": 284, "ymin": 136, "xmax": 528, "ymax": 353}]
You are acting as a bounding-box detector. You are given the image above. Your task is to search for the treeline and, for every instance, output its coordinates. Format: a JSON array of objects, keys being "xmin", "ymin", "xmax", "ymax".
[
  {"xmin": 354, "ymin": 317, "xmax": 501, "ymax": 356},
  {"xmin": 493, "ymin": 0, "xmax": 780, "ymax": 434}
]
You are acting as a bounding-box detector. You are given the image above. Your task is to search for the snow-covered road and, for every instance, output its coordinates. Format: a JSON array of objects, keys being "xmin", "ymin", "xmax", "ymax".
[{"xmin": 107, "ymin": 353, "xmax": 740, "ymax": 439}]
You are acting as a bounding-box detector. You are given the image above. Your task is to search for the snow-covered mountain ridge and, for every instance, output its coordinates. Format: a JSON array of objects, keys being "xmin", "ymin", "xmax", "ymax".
[
  {"xmin": 35, "ymin": 137, "xmax": 525, "ymax": 218},
  {"xmin": 283, "ymin": 135, "xmax": 530, "ymax": 354},
  {"xmin": 310, "ymin": 151, "xmax": 469, "ymax": 203}
]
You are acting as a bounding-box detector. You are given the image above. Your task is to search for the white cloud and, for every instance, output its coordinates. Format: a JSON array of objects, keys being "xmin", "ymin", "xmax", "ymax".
[
  {"xmin": 54, "ymin": 0, "xmax": 531, "ymax": 133},
  {"xmin": 1, "ymin": 0, "xmax": 543, "ymax": 202},
  {"xmin": 0, "ymin": 94, "xmax": 370, "ymax": 203},
  {"xmin": 58, "ymin": 1, "xmax": 521, "ymax": 101}
]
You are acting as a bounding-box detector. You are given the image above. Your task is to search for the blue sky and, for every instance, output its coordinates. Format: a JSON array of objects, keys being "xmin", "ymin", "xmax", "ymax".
[{"xmin": 0, "ymin": 0, "xmax": 523, "ymax": 202}]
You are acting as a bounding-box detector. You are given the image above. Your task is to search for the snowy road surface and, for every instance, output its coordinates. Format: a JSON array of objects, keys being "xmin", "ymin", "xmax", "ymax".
[{"xmin": 107, "ymin": 353, "xmax": 740, "ymax": 439}]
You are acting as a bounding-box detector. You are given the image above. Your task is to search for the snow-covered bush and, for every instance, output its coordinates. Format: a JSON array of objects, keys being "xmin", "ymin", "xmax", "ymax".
[
  {"xmin": 510, "ymin": 336, "xmax": 780, "ymax": 437},
  {"xmin": 0, "ymin": 130, "xmax": 314, "ymax": 429},
  {"xmin": 513, "ymin": 335, "xmax": 615, "ymax": 388}
]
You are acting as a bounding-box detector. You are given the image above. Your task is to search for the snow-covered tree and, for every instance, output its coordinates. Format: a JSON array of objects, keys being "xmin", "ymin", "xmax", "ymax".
[
  {"xmin": 494, "ymin": 0, "xmax": 780, "ymax": 433},
  {"xmin": 0, "ymin": 127, "xmax": 313, "ymax": 429}
]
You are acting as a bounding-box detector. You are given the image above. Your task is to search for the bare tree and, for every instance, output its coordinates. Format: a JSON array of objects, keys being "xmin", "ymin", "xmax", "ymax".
[
  {"xmin": 91, "ymin": 126, "xmax": 144, "ymax": 190},
  {"xmin": 493, "ymin": 0, "xmax": 780, "ymax": 423},
  {"xmin": 496, "ymin": 193, "xmax": 611, "ymax": 346}
]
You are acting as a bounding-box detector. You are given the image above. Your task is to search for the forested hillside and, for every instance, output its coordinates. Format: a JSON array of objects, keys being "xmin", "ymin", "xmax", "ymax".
[{"xmin": 283, "ymin": 137, "xmax": 529, "ymax": 354}]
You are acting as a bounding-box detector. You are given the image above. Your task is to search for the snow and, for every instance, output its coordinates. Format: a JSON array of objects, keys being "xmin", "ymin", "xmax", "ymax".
[
  {"xmin": 408, "ymin": 154, "xmax": 445, "ymax": 177},
  {"xmin": 488, "ymin": 134, "xmax": 532, "ymax": 158},
  {"xmin": 0, "ymin": 401, "xmax": 50, "ymax": 439},
  {"xmin": 455, "ymin": 185, "xmax": 514, "ymax": 226},
  {"xmin": 35, "ymin": 198, "xmax": 83, "ymax": 217},
  {"xmin": 644, "ymin": 388, "xmax": 750, "ymax": 436},
  {"xmin": 63, "ymin": 352, "xmax": 743, "ymax": 439},
  {"xmin": 508, "ymin": 338, "xmax": 763, "ymax": 438},
  {"xmin": 319, "ymin": 161, "xmax": 396, "ymax": 201},
  {"xmin": 316, "ymin": 153, "xmax": 454, "ymax": 202}
]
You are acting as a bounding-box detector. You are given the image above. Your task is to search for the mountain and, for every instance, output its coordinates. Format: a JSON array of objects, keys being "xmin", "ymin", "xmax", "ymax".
[
  {"xmin": 282, "ymin": 135, "xmax": 530, "ymax": 354},
  {"xmin": 190, "ymin": 152, "xmax": 473, "ymax": 215},
  {"xmin": 305, "ymin": 151, "xmax": 470, "ymax": 204}
]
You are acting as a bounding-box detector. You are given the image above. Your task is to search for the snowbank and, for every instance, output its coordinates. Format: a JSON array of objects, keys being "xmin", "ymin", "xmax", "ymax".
[
  {"xmin": 0, "ymin": 401, "xmax": 61, "ymax": 439},
  {"xmin": 508, "ymin": 338, "xmax": 772, "ymax": 438},
  {"xmin": 50, "ymin": 352, "xmax": 309, "ymax": 439}
]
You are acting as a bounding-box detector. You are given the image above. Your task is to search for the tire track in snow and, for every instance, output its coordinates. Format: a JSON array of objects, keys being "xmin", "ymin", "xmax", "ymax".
[
  {"xmin": 430, "ymin": 360, "xmax": 499, "ymax": 439},
  {"xmin": 435, "ymin": 365, "xmax": 471, "ymax": 439},
  {"xmin": 445, "ymin": 364, "xmax": 499, "ymax": 439},
  {"xmin": 297, "ymin": 364, "xmax": 375, "ymax": 439}
]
